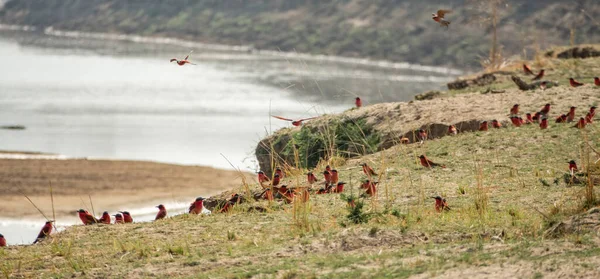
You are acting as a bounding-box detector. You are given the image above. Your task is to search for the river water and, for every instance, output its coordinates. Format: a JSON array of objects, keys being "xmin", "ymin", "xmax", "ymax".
[{"xmin": 0, "ymin": 28, "xmax": 459, "ymax": 245}]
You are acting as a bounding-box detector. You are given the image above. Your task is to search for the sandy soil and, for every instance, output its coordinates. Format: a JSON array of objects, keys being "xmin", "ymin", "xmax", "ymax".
[{"xmin": 0, "ymin": 158, "xmax": 253, "ymax": 218}]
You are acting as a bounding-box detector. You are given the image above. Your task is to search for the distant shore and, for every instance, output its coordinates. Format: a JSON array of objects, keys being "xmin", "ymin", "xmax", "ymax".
[{"xmin": 0, "ymin": 151, "xmax": 253, "ymax": 219}]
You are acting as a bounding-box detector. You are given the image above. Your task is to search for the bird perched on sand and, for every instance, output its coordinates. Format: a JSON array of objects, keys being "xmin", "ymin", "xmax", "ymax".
[
  {"xmin": 569, "ymin": 78, "xmax": 584, "ymax": 87},
  {"xmin": 448, "ymin": 125, "xmax": 458, "ymax": 135},
  {"xmin": 540, "ymin": 117, "xmax": 548, "ymax": 129},
  {"xmin": 189, "ymin": 197, "xmax": 205, "ymax": 214},
  {"xmin": 361, "ymin": 163, "xmax": 377, "ymax": 176},
  {"xmin": 523, "ymin": 64, "xmax": 535, "ymax": 75},
  {"xmin": 170, "ymin": 51, "xmax": 196, "ymax": 66},
  {"xmin": 419, "ymin": 155, "xmax": 446, "ymax": 168},
  {"xmin": 99, "ymin": 211, "xmax": 111, "ymax": 224},
  {"xmin": 567, "ymin": 106, "xmax": 576, "ymax": 122},
  {"xmin": 33, "ymin": 221, "xmax": 54, "ymax": 244},
  {"xmin": 531, "ymin": 70, "xmax": 544, "ymax": 81},
  {"xmin": 0, "ymin": 233, "xmax": 6, "ymax": 247},
  {"xmin": 432, "ymin": 9, "xmax": 452, "ymax": 28},
  {"xmin": 119, "ymin": 211, "xmax": 133, "ymax": 223},
  {"xmin": 431, "ymin": 196, "xmax": 451, "ymax": 212},
  {"xmin": 77, "ymin": 209, "xmax": 98, "ymax": 225},
  {"xmin": 355, "ymin": 97, "xmax": 362, "ymax": 108},
  {"xmin": 594, "ymin": 77, "xmax": 600, "ymax": 87},
  {"xmin": 573, "ymin": 117, "xmax": 586, "ymax": 129},
  {"xmin": 113, "ymin": 213, "xmax": 124, "ymax": 224},
  {"xmin": 155, "ymin": 204, "xmax": 167, "ymax": 220},
  {"xmin": 479, "ymin": 121, "xmax": 488, "ymax": 131},
  {"xmin": 271, "ymin": 115, "xmax": 317, "ymax": 126}
]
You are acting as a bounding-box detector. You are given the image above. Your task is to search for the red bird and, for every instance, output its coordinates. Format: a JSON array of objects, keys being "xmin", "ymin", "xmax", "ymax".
[
  {"xmin": 594, "ymin": 77, "xmax": 600, "ymax": 86},
  {"xmin": 419, "ymin": 155, "xmax": 446, "ymax": 168},
  {"xmin": 589, "ymin": 106, "xmax": 597, "ymax": 119},
  {"xmin": 113, "ymin": 213, "xmax": 124, "ymax": 224},
  {"xmin": 491, "ymin": 119, "xmax": 502, "ymax": 129},
  {"xmin": 119, "ymin": 211, "xmax": 133, "ymax": 223},
  {"xmin": 330, "ymin": 169, "xmax": 339, "ymax": 185},
  {"xmin": 355, "ymin": 97, "xmax": 362, "ymax": 108},
  {"xmin": 539, "ymin": 118, "xmax": 548, "ymax": 129},
  {"xmin": 262, "ymin": 188, "xmax": 274, "ymax": 201},
  {"xmin": 220, "ymin": 195, "xmax": 241, "ymax": 213},
  {"xmin": 532, "ymin": 112, "xmax": 542, "ymax": 123},
  {"xmin": 361, "ymin": 163, "xmax": 377, "ymax": 176},
  {"xmin": 360, "ymin": 180, "xmax": 378, "ymax": 196},
  {"xmin": 272, "ymin": 174, "xmax": 281, "ymax": 187},
  {"xmin": 155, "ymin": 204, "xmax": 167, "ymax": 220},
  {"xmin": 586, "ymin": 112, "xmax": 594, "ymax": 124},
  {"xmin": 271, "ymin": 115, "xmax": 317, "ymax": 126},
  {"xmin": 189, "ymin": 197, "xmax": 205, "ymax": 214},
  {"xmin": 257, "ymin": 171, "xmax": 270, "ymax": 184},
  {"xmin": 479, "ymin": 121, "xmax": 488, "ymax": 131},
  {"xmin": 325, "ymin": 165, "xmax": 332, "ymax": 172},
  {"xmin": 573, "ymin": 117, "xmax": 586, "ymax": 129},
  {"xmin": 510, "ymin": 104, "xmax": 519, "ymax": 115},
  {"xmin": 99, "ymin": 211, "xmax": 111, "ymax": 224},
  {"xmin": 77, "ymin": 209, "xmax": 98, "ymax": 225},
  {"xmin": 275, "ymin": 168, "xmax": 284, "ymax": 178},
  {"xmin": 531, "ymin": 69, "xmax": 544, "ymax": 81},
  {"xmin": 170, "ymin": 51, "xmax": 196, "ymax": 66},
  {"xmin": 555, "ymin": 114, "xmax": 567, "ymax": 123},
  {"xmin": 307, "ymin": 172, "xmax": 317, "ymax": 185},
  {"xmin": 431, "ymin": 196, "xmax": 451, "ymax": 212},
  {"xmin": 568, "ymin": 160, "xmax": 578, "ymax": 173},
  {"xmin": 510, "ymin": 116, "xmax": 522, "ymax": 127},
  {"xmin": 432, "ymin": 9, "xmax": 451, "ymax": 28},
  {"xmin": 540, "ymin": 81, "xmax": 547, "ymax": 91},
  {"xmin": 332, "ymin": 182, "xmax": 346, "ymax": 193},
  {"xmin": 277, "ymin": 185, "xmax": 295, "ymax": 204},
  {"xmin": 323, "ymin": 170, "xmax": 332, "ymax": 185},
  {"xmin": 540, "ymin": 104, "xmax": 551, "ymax": 115},
  {"xmin": 525, "ymin": 113, "xmax": 534, "ymax": 124},
  {"xmin": 0, "ymin": 233, "xmax": 6, "ymax": 247},
  {"xmin": 569, "ymin": 78, "xmax": 584, "ymax": 87},
  {"xmin": 567, "ymin": 106, "xmax": 576, "ymax": 122},
  {"xmin": 417, "ymin": 129, "xmax": 428, "ymax": 143},
  {"xmin": 448, "ymin": 125, "xmax": 458, "ymax": 135},
  {"xmin": 523, "ymin": 64, "xmax": 534, "ymax": 75},
  {"xmin": 33, "ymin": 220, "xmax": 54, "ymax": 244}
]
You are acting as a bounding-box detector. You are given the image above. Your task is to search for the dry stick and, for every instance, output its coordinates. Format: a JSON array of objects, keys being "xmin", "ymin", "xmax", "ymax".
[
  {"xmin": 49, "ymin": 181, "xmax": 57, "ymax": 230},
  {"xmin": 89, "ymin": 195, "xmax": 96, "ymax": 221},
  {"xmin": 20, "ymin": 190, "xmax": 50, "ymax": 221},
  {"xmin": 220, "ymin": 153, "xmax": 252, "ymax": 199}
]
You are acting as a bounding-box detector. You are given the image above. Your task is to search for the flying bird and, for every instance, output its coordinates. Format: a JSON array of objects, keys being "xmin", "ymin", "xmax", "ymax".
[
  {"xmin": 99, "ymin": 211, "xmax": 111, "ymax": 224},
  {"xmin": 271, "ymin": 115, "xmax": 317, "ymax": 126},
  {"xmin": 531, "ymin": 70, "xmax": 544, "ymax": 81},
  {"xmin": 523, "ymin": 64, "xmax": 534, "ymax": 75},
  {"xmin": 33, "ymin": 221, "xmax": 54, "ymax": 244},
  {"xmin": 189, "ymin": 197, "xmax": 205, "ymax": 214},
  {"xmin": 432, "ymin": 9, "xmax": 452, "ymax": 28},
  {"xmin": 155, "ymin": 204, "xmax": 167, "ymax": 220},
  {"xmin": 431, "ymin": 196, "xmax": 451, "ymax": 212},
  {"xmin": 77, "ymin": 209, "xmax": 98, "ymax": 225},
  {"xmin": 170, "ymin": 51, "xmax": 196, "ymax": 66},
  {"xmin": 569, "ymin": 78, "xmax": 584, "ymax": 87},
  {"xmin": 419, "ymin": 155, "xmax": 446, "ymax": 168},
  {"xmin": 355, "ymin": 97, "xmax": 362, "ymax": 108}
]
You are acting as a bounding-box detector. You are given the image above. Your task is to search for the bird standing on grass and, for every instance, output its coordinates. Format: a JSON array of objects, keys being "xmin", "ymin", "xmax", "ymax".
[
  {"xmin": 332, "ymin": 182, "xmax": 346, "ymax": 193},
  {"xmin": 361, "ymin": 163, "xmax": 377, "ymax": 176},
  {"xmin": 448, "ymin": 125, "xmax": 458, "ymax": 135},
  {"xmin": 113, "ymin": 213, "xmax": 124, "ymax": 224},
  {"xmin": 540, "ymin": 117, "xmax": 548, "ymax": 129},
  {"xmin": 510, "ymin": 104, "xmax": 519, "ymax": 115},
  {"xmin": 170, "ymin": 51, "xmax": 196, "ymax": 66},
  {"xmin": 525, "ymin": 113, "xmax": 533, "ymax": 124},
  {"xmin": 540, "ymin": 104, "xmax": 551, "ymax": 115},
  {"xmin": 566, "ymin": 106, "xmax": 576, "ymax": 122},
  {"xmin": 155, "ymin": 205, "xmax": 167, "ymax": 220},
  {"xmin": 330, "ymin": 169, "xmax": 339, "ymax": 185},
  {"xmin": 594, "ymin": 77, "xmax": 600, "ymax": 87},
  {"xmin": 569, "ymin": 160, "xmax": 578, "ymax": 175},
  {"xmin": 479, "ymin": 121, "xmax": 488, "ymax": 131},
  {"xmin": 555, "ymin": 114, "xmax": 567, "ymax": 123},
  {"xmin": 586, "ymin": 112, "xmax": 594, "ymax": 124},
  {"xmin": 492, "ymin": 119, "xmax": 502, "ymax": 129},
  {"xmin": 272, "ymin": 174, "xmax": 281, "ymax": 187},
  {"xmin": 0, "ymin": 233, "xmax": 6, "ymax": 247},
  {"xmin": 431, "ymin": 196, "xmax": 451, "ymax": 212},
  {"xmin": 307, "ymin": 172, "xmax": 317, "ymax": 185},
  {"xmin": 119, "ymin": 211, "xmax": 133, "ymax": 223},
  {"xmin": 355, "ymin": 97, "xmax": 362, "ymax": 108},
  {"xmin": 189, "ymin": 197, "xmax": 205, "ymax": 214},
  {"xmin": 77, "ymin": 209, "xmax": 98, "ymax": 225},
  {"xmin": 573, "ymin": 117, "xmax": 586, "ymax": 129},
  {"xmin": 99, "ymin": 211, "xmax": 111, "ymax": 224},
  {"xmin": 257, "ymin": 171, "xmax": 270, "ymax": 184},
  {"xmin": 589, "ymin": 106, "xmax": 596, "ymax": 119},
  {"xmin": 33, "ymin": 221, "xmax": 54, "ymax": 244},
  {"xmin": 419, "ymin": 155, "xmax": 446, "ymax": 168},
  {"xmin": 271, "ymin": 115, "xmax": 317, "ymax": 126},
  {"xmin": 569, "ymin": 78, "xmax": 584, "ymax": 87},
  {"xmin": 432, "ymin": 9, "xmax": 452, "ymax": 28}
]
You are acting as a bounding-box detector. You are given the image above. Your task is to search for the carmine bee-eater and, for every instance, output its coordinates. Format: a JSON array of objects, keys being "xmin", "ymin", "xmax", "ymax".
[
  {"xmin": 589, "ymin": 106, "xmax": 597, "ymax": 119},
  {"xmin": 0, "ymin": 233, "xmax": 6, "ymax": 247},
  {"xmin": 555, "ymin": 114, "xmax": 567, "ymax": 123},
  {"xmin": 277, "ymin": 185, "xmax": 295, "ymax": 204},
  {"xmin": 99, "ymin": 211, "xmax": 111, "ymax": 224},
  {"xmin": 540, "ymin": 104, "xmax": 551, "ymax": 115},
  {"xmin": 119, "ymin": 211, "xmax": 133, "ymax": 223},
  {"xmin": 332, "ymin": 182, "xmax": 346, "ymax": 193},
  {"xmin": 257, "ymin": 171, "xmax": 270, "ymax": 184},
  {"xmin": 510, "ymin": 116, "xmax": 522, "ymax": 127},
  {"xmin": 360, "ymin": 180, "xmax": 378, "ymax": 196},
  {"xmin": 540, "ymin": 117, "xmax": 548, "ymax": 129},
  {"xmin": 271, "ymin": 115, "xmax": 317, "ymax": 126},
  {"xmin": 155, "ymin": 204, "xmax": 167, "ymax": 220},
  {"xmin": 33, "ymin": 220, "xmax": 54, "ymax": 244},
  {"xmin": 431, "ymin": 196, "xmax": 451, "ymax": 212},
  {"xmin": 586, "ymin": 112, "xmax": 594, "ymax": 124},
  {"xmin": 220, "ymin": 194, "xmax": 241, "ymax": 213},
  {"xmin": 573, "ymin": 117, "xmax": 586, "ymax": 129},
  {"xmin": 523, "ymin": 64, "xmax": 534, "ymax": 75},
  {"xmin": 325, "ymin": 165, "xmax": 332, "ymax": 172},
  {"xmin": 567, "ymin": 106, "xmax": 576, "ymax": 122},
  {"xmin": 77, "ymin": 209, "xmax": 98, "ymax": 225},
  {"xmin": 532, "ymin": 112, "xmax": 542, "ymax": 123},
  {"xmin": 262, "ymin": 188, "xmax": 274, "ymax": 201},
  {"xmin": 525, "ymin": 113, "xmax": 534, "ymax": 124},
  {"xmin": 510, "ymin": 104, "xmax": 519, "ymax": 115},
  {"xmin": 275, "ymin": 167, "xmax": 284, "ymax": 178},
  {"xmin": 569, "ymin": 78, "xmax": 584, "ymax": 87},
  {"xmin": 330, "ymin": 169, "xmax": 339, "ymax": 185},
  {"xmin": 272, "ymin": 174, "xmax": 281, "ymax": 187},
  {"xmin": 361, "ymin": 163, "xmax": 377, "ymax": 176},
  {"xmin": 323, "ymin": 170, "xmax": 332, "ymax": 185},
  {"xmin": 531, "ymin": 70, "xmax": 544, "ymax": 81},
  {"xmin": 568, "ymin": 160, "xmax": 578, "ymax": 174},
  {"xmin": 355, "ymin": 97, "xmax": 362, "ymax": 108},
  {"xmin": 448, "ymin": 125, "xmax": 458, "ymax": 135},
  {"xmin": 419, "ymin": 155, "xmax": 446, "ymax": 168},
  {"xmin": 307, "ymin": 172, "xmax": 317, "ymax": 185},
  {"xmin": 417, "ymin": 129, "xmax": 428, "ymax": 143},
  {"xmin": 432, "ymin": 9, "xmax": 452, "ymax": 28},
  {"xmin": 594, "ymin": 77, "xmax": 600, "ymax": 86},
  {"xmin": 491, "ymin": 119, "xmax": 502, "ymax": 129},
  {"xmin": 189, "ymin": 197, "xmax": 205, "ymax": 214},
  {"xmin": 170, "ymin": 51, "xmax": 196, "ymax": 66},
  {"xmin": 479, "ymin": 121, "xmax": 488, "ymax": 131},
  {"xmin": 113, "ymin": 213, "xmax": 124, "ymax": 224}
]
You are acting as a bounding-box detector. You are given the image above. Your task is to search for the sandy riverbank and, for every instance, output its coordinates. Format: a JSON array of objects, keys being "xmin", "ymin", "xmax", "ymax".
[{"xmin": 0, "ymin": 157, "xmax": 253, "ymax": 219}]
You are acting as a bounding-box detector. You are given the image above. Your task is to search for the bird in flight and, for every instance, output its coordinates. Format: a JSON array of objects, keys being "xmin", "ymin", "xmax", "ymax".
[
  {"xmin": 432, "ymin": 9, "xmax": 452, "ymax": 28},
  {"xmin": 271, "ymin": 115, "xmax": 317, "ymax": 126},
  {"xmin": 170, "ymin": 51, "xmax": 196, "ymax": 66}
]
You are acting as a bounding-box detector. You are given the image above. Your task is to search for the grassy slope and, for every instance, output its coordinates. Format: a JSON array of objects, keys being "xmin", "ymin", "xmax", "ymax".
[
  {"xmin": 3, "ymin": 56, "xmax": 600, "ymax": 278},
  {"xmin": 1, "ymin": 0, "xmax": 599, "ymax": 68}
]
